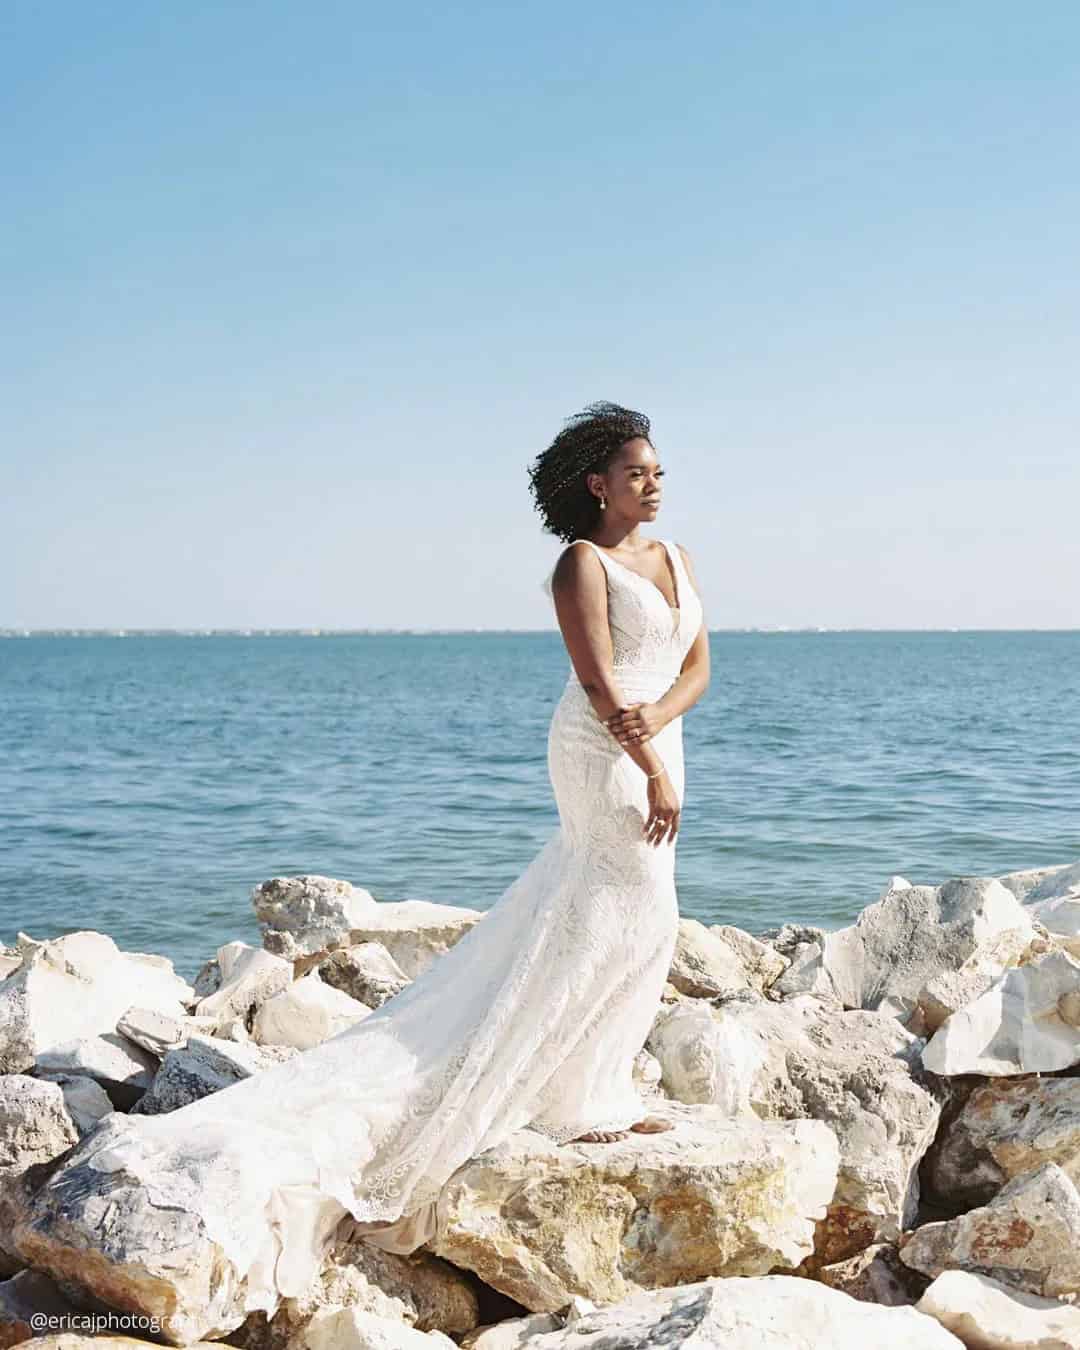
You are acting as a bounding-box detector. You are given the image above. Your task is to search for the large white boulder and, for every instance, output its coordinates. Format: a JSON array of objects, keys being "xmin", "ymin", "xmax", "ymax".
[
  {"xmin": 922, "ymin": 948, "xmax": 1080, "ymax": 1075},
  {"xmin": 0, "ymin": 932, "xmax": 193, "ymax": 1075},
  {"xmin": 917, "ymin": 1268, "xmax": 1080, "ymax": 1350},
  {"xmin": 1025, "ymin": 861, "xmax": 1080, "ymax": 957},
  {"xmin": 192, "ymin": 942, "xmax": 293, "ymax": 1028},
  {"xmin": 820, "ymin": 878, "xmax": 1035, "ymax": 1018},
  {"xmin": 469, "ymin": 1273, "xmax": 964, "ymax": 1349}
]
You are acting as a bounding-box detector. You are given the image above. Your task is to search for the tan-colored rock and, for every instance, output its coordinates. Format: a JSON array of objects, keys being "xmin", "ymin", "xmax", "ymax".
[
  {"xmin": 925, "ymin": 1076, "xmax": 1080, "ymax": 1210},
  {"xmin": 900, "ymin": 1163, "xmax": 1080, "ymax": 1297},
  {"xmin": 917, "ymin": 1268, "xmax": 1080, "ymax": 1350},
  {"xmin": 706, "ymin": 925, "xmax": 789, "ymax": 993},
  {"xmin": 343, "ymin": 902, "xmax": 483, "ymax": 981},
  {"xmin": 301, "ymin": 1306, "xmax": 456, "ymax": 1350},
  {"xmin": 668, "ymin": 919, "xmax": 757, "ymax": 999},
  {"xmin": 816, "ymin": 1242, "xmax": 929, "ymax": 1307},
  {"xmin": 315, "ymin": 944, "xmax": 411, "ymax": 1010},
  {"xmin": 430, "ymin": 1103, "xmax": 840, "ymax": 1312},
  {"xmin": 251, "ymin": 975, "xmax": 371, "ymax": 1050},
  {"xmin": 0, "ymin": 1268, "xmax": 84, "ymax": 1346}
]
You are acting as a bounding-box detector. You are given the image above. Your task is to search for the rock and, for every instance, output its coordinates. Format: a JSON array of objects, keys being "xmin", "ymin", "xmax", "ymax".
[
  {"xmin": 468, "ymin": 1274, "xmax": 964, "ymax": 1349},
  {"xmin": 301, "ymin": 1306, "xmax": 456, "ymax": 1350},
  {"xmin": 193, "ymin": 943, "xmax": 293, "ymax": 1029},
  {"xmin": 648, "ymin": 993, "xmax": 940, "ymax": 1265},
  {"xmin": 771, "ymin": 941, "xmax": 843, "ymax": 1005},
  {"xmin": 705, "ymin": 925, "xmax": 789, "ymax": 994},
  {"xmin": 229, "ymin": 1224, "xmax": 479, "ymax": 1350},
  {"xmin": 922, "ymin": 949, "xmax": 1080, "ymax": 1075},
  {"xmin": 429, "ymin": 1103, "xmax": 840, "ymax": 1312},
  {"xmin": 34, "ymin": 1034, "xmax": 157, "ymax": 1110},
  {"xmin": 1025, "ymin": 861, "xmax": 1080, "ymax": 958},
  {"xmin": 314, "ymin": 944, "xmax": 411, "ymax": 1010},
  {"xmin": 343, "ymin": 902, "xmax": 483, "ymax": 981},
  {"xmin": 0, "ymin": 1077, "xmax": 79, "ymax": 1173},
  {"xmin": 998, "ymin": 862, "xmax": 1076, "ymax": 902},
  {"xmin": 461, "ymin": 1312, "xmax": 561, "ymax": 1349},
  {"xmin": 0, "ymin": 932, "xmax": 193, "ymax": 1075},
  {"xmin": 646, "ymin": 1001, "xmax": 764, "ymax": 1113},
  {"xmin": 918, "ymin": 1268, "xmax": 1080, "ymax": 1348},
  {"xmin": 820, "ymin": 878, "xmax": 1035, "ymax": 1018},
  {"xmin": 251, "ymin": 975, "xmax": 371, "ymax": 1050},
  {"xmin": 925, "ymin": 1076, "xmax": 1080, "ymax": 1210},
  {"xmin": 0, "ymin": 1268, "xmax": 83, "ymax": 1344},
  {"xmin": 252, "ymin": 876, "xmax": 379, "ymax": 964},
  {"xmin": 916, "ymin": 963, "xmax": 1008, "ymax": 1036},
  {"xmin": 131, "ymin": 1035, "xmax": 298, "ymax": 1114},
  {"xmin": 115, "ymin": 1007, "xmax": 221, "ymax": 1058},
  {"xmin": 667, "ymin": 919, "xmax": 757, "ymax": 999},
  {"xmin": 899, "ymin": 1163, "xmax": 1080, "ymax": 1297},
  {"xmin": 631, "ymin": 1048, "xmax": 663, "ymax": 1098},
  {"xmin": 34, "ymin": 1074, "xmax": 113, "ymax": 1138},
  {"xmin": 15, "ymin": 1339, "xmax": 222, "ymax": 1350},
  {"xmin": 816, "ymin": 1242, "xmax": 929, "ymax": 1307}
]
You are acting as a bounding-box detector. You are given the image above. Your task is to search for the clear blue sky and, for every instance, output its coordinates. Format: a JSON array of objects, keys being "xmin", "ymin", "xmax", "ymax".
[{"xmin": 4, "ymin": 1, "xmax": 1078, "ymax": 629}]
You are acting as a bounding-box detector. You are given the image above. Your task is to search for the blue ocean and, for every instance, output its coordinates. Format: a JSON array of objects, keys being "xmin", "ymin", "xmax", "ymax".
[{"xmin": 3, "ymin": 632, "xmax": 1078, "ymax": 983}]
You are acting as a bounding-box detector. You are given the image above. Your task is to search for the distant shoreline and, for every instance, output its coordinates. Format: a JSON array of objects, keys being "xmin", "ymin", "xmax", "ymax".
[{"xmin": 2, "ymin": 628, "xmax": 1079, "ymax": 638}]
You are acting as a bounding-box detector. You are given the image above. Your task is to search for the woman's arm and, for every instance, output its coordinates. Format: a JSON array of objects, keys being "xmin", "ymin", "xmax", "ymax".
[{"xmin": 551, "ymin": 543, "xmax": 667, "ymax": 779}]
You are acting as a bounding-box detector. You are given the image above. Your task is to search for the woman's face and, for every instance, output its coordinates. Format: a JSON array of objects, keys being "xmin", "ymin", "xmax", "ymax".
[{"xmin": 591, "ymin": 437, "xmax": 664, "ymax": 521}]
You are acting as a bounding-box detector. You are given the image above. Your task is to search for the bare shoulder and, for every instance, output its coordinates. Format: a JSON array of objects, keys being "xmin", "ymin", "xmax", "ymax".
[
  {"xmin": 551, "ymin": 539, "xmax": 604, "ymax": 592},
  {"xmin": 672, "ymin": 541, "xmax": 703, "ymax": 590}
]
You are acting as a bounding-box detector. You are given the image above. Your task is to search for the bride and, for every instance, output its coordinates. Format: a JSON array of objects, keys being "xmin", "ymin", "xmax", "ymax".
[{"xmin": 31, "ymin": 400, "xmax": 709, "ymax": 1316}]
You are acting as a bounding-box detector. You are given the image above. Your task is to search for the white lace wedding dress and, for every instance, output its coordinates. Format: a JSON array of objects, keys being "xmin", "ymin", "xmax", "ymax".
[{"xmin": 79, "ymin": 536, "xmax": 703, "ymax": 1314}]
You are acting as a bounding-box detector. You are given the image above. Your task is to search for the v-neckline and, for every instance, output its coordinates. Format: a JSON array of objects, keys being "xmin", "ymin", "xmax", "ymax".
[{"xmin": 590, "ymin": 538, "xmax": 682, "ymax": 616}]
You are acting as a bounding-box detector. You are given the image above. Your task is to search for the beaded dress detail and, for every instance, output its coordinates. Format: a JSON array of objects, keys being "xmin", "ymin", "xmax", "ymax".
[{"xmin": 71, "ymin": 536, "xmax": 704, "ymax": 1315}]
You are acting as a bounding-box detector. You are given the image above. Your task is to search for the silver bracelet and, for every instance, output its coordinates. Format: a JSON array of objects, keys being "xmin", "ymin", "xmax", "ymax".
[{"xmin": 646, "ymin": 766, "xmax": 665, "ymax": 779}]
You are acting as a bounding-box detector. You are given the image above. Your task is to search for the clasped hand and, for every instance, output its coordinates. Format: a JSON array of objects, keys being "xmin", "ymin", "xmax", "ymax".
[{"xmin": 604, "ymin": 701, "xmax": 667, "ymax": 746}]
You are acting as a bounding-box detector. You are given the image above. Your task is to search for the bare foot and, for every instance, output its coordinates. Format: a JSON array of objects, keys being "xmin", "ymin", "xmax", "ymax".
[
  {"xmin": 571, "ymin": 1127, "xmax": 630, "ymax": 1143},
  {"xmin": 628, "ymin": 1115, "xmax": 674, "ymax": 1134}
]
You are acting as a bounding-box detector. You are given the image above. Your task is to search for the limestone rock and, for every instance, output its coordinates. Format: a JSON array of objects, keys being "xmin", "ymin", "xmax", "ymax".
[
  {"xmin": 1025, "ymin": 861, "xmax": 1080, "ymax": 958},
  {"xmin": 0, "ymin": 1077, "xmax": 79, "ymax": 1174},
  {"xmin": 899, "ymin": 1163, "xmax": 1080, "ymax": 1297},
  {"xmin": 922, "ymin": 949, "xmax": 1080, "ymax": 1075},
  {"xmin": 33, "ymin": 1074, "xmax": 113, "ymax": 1138},
  {"xmin": 230, "ymin": 1224, "xmax": 479, "ymax": 1350},
  {"xmin": 461, "ymin": 1312, "xmax": 561, "ymax": 1349},
  {"xmin": 917, "ymin": 1268, "xmax": 1080, "ymax": 1350},
  {"xmin": 0, "ymin": 932, "xmax": 193, "ymax": 1075},
  {"xmin": 301, "ymin": 1306, "xmax": 456, "ymax": 1350},
  {"xmin": 771, "ymin": 941, "xmax": 842, "ymax": 1005},
  {"xmin": 668, "ymin": 919, "xmax": 757, "ymax": 999},
  {"xmin": 998, "ymin": 862, "xmax": 1076, "ymax": 902},
  {"xmin": 0, "ymin": 1268, "xmax": 84, "ymax": 1344},
  {"xmin": 705, "ymin": 924, "xmax": 789, "ymax": 994},
  {"xmin": 821, "ymin": 877, "xmax": 1035, "ymax": 1018},
  {"xmin": 816, "ymin": 1242, "xmax": 929, "ymax": 1307},
  {"xmin": 131, "ymin": 1035, "xmax": 298, "ymax": 1115},
  {"xmin": 343, "ymin": 902, "xmax": 483, "ymax": 981},
  {"xmin": 251, "ymin": 974, "xmax": 371, "ymax": 1050},
  {"xmin": 315, "ymin": 944, "xmax": 411, "ymax": 1010},
  {"xmin": 469, "ymin": 1274, "xmax": 964, "ymax": 1349},
  {"xmin": 925, "ymin": 1076, "xmax": 1080, "ymax": 1210},
  {"xmin": 649, "ymin": 993, "xmax": 940, "ymax": 1264},
  {"xmin": 430, "ymin": 1103, "xmax": 840, "ymax": 1312},
  {"xmin": 192, "ymin": 943, "xmax": 293, "ymax": 1029},
  {"xmin": 252, "ymin": 875, "xmax": 379, "ymax": 963},
  {"xmin": 115, "ymin": 1007, "xmax": 221, "ymax": 1059},
  {"xmin": 35, "ymin": 1034, "xmax": 157, "ymax": 1110}
]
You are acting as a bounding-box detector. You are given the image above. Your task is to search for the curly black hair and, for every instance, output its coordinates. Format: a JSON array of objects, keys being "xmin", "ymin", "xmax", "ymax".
[{"xmin": 527, "ymin": 400, "xmax": 653, "ymax": 543}]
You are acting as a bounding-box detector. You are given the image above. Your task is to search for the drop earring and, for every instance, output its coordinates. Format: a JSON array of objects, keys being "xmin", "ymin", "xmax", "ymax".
[{"xmin": 599, "ymin": 495, "xmax": 607, "ymax": 510}]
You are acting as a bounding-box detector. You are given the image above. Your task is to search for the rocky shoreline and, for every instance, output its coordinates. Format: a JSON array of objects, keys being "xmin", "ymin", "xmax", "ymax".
[{"xmin": 3, "ymin": 860, "xmax": 1080, "ymax": 1348}]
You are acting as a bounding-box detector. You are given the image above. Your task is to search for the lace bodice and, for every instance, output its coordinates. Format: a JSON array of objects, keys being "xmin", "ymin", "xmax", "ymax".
[{"xmin": 543, "ymin": 536, "xmax": 703, "ymax": 699}]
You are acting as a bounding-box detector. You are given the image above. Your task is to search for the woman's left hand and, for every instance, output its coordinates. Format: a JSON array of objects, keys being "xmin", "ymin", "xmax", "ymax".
[{"xmin": 605, "ymin": 701, "xmax": 667, "ymax": 747}]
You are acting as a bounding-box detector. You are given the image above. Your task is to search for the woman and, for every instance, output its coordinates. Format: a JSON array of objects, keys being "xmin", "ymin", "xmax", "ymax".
[{"xmin": 27, "ymin": 401, "xmax": 709, "ymax": 1320}]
